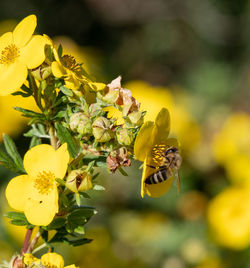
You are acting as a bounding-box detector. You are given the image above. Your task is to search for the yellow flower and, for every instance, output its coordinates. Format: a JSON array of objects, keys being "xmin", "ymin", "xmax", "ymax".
[
  {"xmin": 207, "ymin": 186, "xmax": 250, "ymax": 250},
  {"xmin": 0, "ymin": 14, "xmax": 48, "ymax": 96},
  {"xmin": 51, "ymin": 45, "xmax": 95, "ymax": 91},
  {"xmin": 134, "ymin": 108, "xmax": 179, "ymax": 198},
  {"xmin": 212, "ymin": 113, "xmax": 250, "ymax": 186},
  {"xmin": 5, "ymin": 144, "xmax": 70, "ymax": 226},
  {"xmin": 24, "ymin": 252, "xmax": 79, "ymax": 268},
  {"xmin": 0, "ymin": 94, "xmax": 38, "ymax": 141},
  {"xmin": 126, "ymin": 80, "xmax": 201, "ymax": 154}
]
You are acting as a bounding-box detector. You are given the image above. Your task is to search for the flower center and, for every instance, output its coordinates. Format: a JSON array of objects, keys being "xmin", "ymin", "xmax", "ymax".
[
  {"xmin": 152, "ymin": 144, "xmax": 167, "ymax": 166},
  {"xmin": 34, "ymin": 171, "xmax": 55, "ymax": 195},
  {"xmin": 61, "ymin": 54, "xmax": 81, "ymax": 73},
  {"xmin": 0, "ymin": 44, "xmax": 19, "ymax": 65},
  {"xmin": 43, "ymin": 263, "xmax": 59, "ymax": 268}
]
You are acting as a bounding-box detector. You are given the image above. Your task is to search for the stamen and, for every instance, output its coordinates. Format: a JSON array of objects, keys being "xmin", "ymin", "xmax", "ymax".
[
  {"xmin": 42, "ymin": 262, "xmax": 58, "ymax": 268},
  {"xmin": 61, "ymin": 54, "xmax": 82, "ymax": 73},
  {"xmin": 152, "ymin": 144, "xmax": 167, "ymax": 166},
  {"xmin": 0, "ymin": 44, "xmax": 19, "ymax": 65},
  {"xmin": 34, "ymin": 171, "xmax": 55, "ymax": 195}
]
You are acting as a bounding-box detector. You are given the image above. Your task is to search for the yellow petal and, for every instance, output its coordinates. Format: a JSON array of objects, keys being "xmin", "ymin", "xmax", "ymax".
[
  {"xmin": 141, "ymin": 159, "xmax": 174, "ymax": 198},
  {"xmin": 55, "ymin": 143, "xmax": 70, "ymax": 178},
  {"xmin": 41, "ymin": 253, "xmax": 64, "ymax": 268},
  {"xmin": 89, "ymin": 82, "xmax": 106, "ymax": 91},
  {"xmin": 153, "ymin": 107, "xmax": 171, "ymax": 145},
  {"xmin": 23, "ymin": 254, "xmax": 40, "ymax": 266},
  {"xmin": 0, "ymin": 32, "xmax": 13, "ymax": 52},
  {"xmin": 0, "ymin": 61, "xmax": 27, "ymax": 96},
  {"xmin": 145, "ymin": 176, "xmax": 174, "ymax": 198},
  {"xmin": 24, "ymin": 185, "xmax": 58, "ymax": 226},
  {"xmin": 5, "ymin": 175, "xmax": 31, "ymax": 211},
  {"xmin": 13, "ymin": 15, "xmax": 36, "ymax": 48},
  {"xmin": 19, "ymin": 35, "xmax": 48, "ymax": 69},
  {"xmin": 23, "ymin": 144, "xmax": 69, "ymax": 179},
  {"xmin": 51, "ymin": 61, "xmax": 67, "ymax": 77},
  {"xmin": 134, "ymin": 121, "xmax": 154, "ymax": 161},
  {"xmin": 65, "ymin": 265, "xmax": 79, "ymax": 268}
]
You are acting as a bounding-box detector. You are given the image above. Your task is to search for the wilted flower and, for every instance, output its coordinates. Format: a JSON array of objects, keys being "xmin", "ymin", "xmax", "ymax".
[
  {"xmin": 66, "ymin": 169, "xmax": 93, "ymax": 192},
  {"xmin": 69, "ymin": 112, "xmax": 92, "ymax": 135},
  {"xmin": 116, "ymin": 128, "xmax": 134, "ymax": 146},
  {"xmin": 92, "ymin": 116, "xmax": 114, "ymax": 142},
  {"xmin": 107, "ymin": 147, "xmax": 131, "ymax": 172}
]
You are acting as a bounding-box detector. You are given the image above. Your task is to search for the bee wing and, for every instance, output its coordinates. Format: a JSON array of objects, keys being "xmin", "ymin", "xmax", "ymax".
[{"xmin": 173, "ymin": 171, "xmax": 181, "ymax": 195}]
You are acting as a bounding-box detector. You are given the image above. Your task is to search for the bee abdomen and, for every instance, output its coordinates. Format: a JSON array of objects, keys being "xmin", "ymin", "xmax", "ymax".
[{"xmin": 145, "ymin": 169, "xmax": 168, "ymax": 185}]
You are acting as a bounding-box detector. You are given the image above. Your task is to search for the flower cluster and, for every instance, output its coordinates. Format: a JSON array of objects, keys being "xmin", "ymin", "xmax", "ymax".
[{"xmin": 0, "ymin": 15, "xmax": 181, "ymax": 267}]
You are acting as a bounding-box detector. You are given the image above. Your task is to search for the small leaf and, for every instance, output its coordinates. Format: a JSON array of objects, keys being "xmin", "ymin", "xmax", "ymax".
[
  {"xmin": 29, "ymin": 136, "xmax": 41, "ymax": 149},
  {"xmin": 10, "ymin": 219, "xmax": 28, "ymax": 226},
  {"xmin": 47, "ymin": 217, "xmax": 66, "ymax": 230},
  {"xmin": 5, "ymin": 211, "xmax": 27, "ymax": 221},
  {"xmin": 60, "ymin": 86, "xmax": 73, "ymax": 97},
  {"xmin": 3, "ymin": 134, "xmax": 25, "ymax": 173},
  {"xmin": 74, "ymin": 225, "xmax": 85, "ymax": 234},
  {"xmin": 0, "ymin": 148, "xmax": 22, "ymax": 173},
  {"xmin": 55, "ymin": 122, "xmax": 78, "ymax": 158},
  {"xmin": 56, "ymin": 178, "xmax": 66, "ymax": 186},
  {"xmin": 75, "ymin": 193, "xmax": 81, "ymax": 207},
  {"xmin": 14, "ymin": 107, "xmax": 44, "ymax": 119},
  {"xmin": 79, "ymin": 192, "xmax": 91, "ymax": 199}
]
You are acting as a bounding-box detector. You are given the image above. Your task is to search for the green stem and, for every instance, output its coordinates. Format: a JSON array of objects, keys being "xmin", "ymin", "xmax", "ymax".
[
  {"xmin": 49, "ymin": 125, "xmax": 57, "ymax": 149},
  {"xmin": 32, "ymin": 243, "xmax": 47, "ymax": 254}
]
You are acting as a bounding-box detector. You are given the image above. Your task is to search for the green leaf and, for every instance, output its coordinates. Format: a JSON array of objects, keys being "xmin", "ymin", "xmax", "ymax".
[
  {"xmin": 0, "ymin": 148, "xmax": 22, "ymax": 173},
  {"xmin": 5, "ymin": 212, "xmax": 30, "ymax": 226},
  {"xmin": 74, "ymin": 225, "xmax": 85, "ymax": 234},
  {"xmin": 75, "ymin": 193, "xmax": 81, "ymax": 207},
  {"xmin": 65, "ymin": 237, "xmax": 92, "ymax": 247},
  {"xmin": 14, "ymin": 107, "xmax": 44, "ymax": 119},
  {"xmin": 3, "ymin": 134, "xmax": 25, "ymax": 173},
  {"xmin": 66, "ymin": 207, "xmax": 95, "ymax": 233},
  {"xmin": 29, "ymin": 136, "xmax": 41, "ymax": 149},
  {"xmin": 5, "ymin": 211, "xmax": 27, "ymax": 221},
  {"xmin": 79, "ymin": 192, "xmax": 91, "ymax": 199},
  {"xmin": 56, "ymin": 178, "xmax": 66, "ymax": 186},
  {"xmin": 93, "ymin": 184, "xmax": 105, "ymax": 191},
  {"xmin": 47, "ymin": 217, "xmax": 66, "ymax": 230},
  {"xmin": 24, "ymin": 124, "xmax": 50, "ymax": 139},
  {"xmin": 58, "ymin": 44, "xmax": 63, "ymax": 57},
  {"xmin": 55, "ymin": 122, "xmax": 78, "ymax": 158},
  {"xmin": 59, "ymin": 86, "xmax": 73, "ymax": 97}
]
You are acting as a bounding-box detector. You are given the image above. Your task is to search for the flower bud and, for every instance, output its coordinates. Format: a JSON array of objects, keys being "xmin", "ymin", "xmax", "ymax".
[
  {"xmin": 116, "ymin": 128, "xmax": 134, "ymax": 146},
  {"xmin": 31, "ymin": 65, "xmax": 52, "ymax": 81},
  {"xmin": 69, "ymin": 113, "xmax": 92, "ymax": 135},
  {"xmin": 66, "ymin": 169, "xmax": 93, "ymax": 193},
  {"xmin": 127, "ymin": 111, "xmax": 143, "ymax": 126},
  {"xmin": 92, "ymin": 117, "xmax": 114, "ymax": 142}
]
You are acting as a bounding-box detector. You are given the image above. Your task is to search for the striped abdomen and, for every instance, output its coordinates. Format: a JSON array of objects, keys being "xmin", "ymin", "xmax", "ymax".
[{"xmin": 145, "ymin": 168, "xmax": 169, "ymax": 185}]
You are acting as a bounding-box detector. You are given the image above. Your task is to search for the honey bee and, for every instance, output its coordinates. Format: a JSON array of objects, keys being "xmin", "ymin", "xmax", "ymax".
[{"xmin": 145, "ymin": 146, "xmax": 182, "ymax": 193}]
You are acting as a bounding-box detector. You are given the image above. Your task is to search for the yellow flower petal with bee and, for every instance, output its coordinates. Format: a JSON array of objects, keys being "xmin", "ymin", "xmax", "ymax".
[{"xmin": 134, "ymin": 108, "xmax": 181, "ymax": 198}]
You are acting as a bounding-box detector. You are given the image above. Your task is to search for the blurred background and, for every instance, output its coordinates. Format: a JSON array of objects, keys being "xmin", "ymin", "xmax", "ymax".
[{"xmin": 0, "ymin": 0, "xmax": 250, "ymax": 267}]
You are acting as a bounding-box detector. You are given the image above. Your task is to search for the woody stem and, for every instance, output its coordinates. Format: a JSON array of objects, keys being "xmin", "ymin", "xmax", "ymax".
[{"xmin": 21, "ymin": 228, "xmax": 33, "ymax": 255}]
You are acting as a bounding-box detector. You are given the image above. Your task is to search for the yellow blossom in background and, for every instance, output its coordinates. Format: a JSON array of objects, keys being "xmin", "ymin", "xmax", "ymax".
[
  {"xmin": 24, "ymin": 252, "xmax": 79, "ymax": 268},
  {"xmin": 126, "ymin": 80, "xmax": 201, "ymax": 155},
  {"xmin": 134, "ymin": 108, "xmax": 179, "ymax": 197},
  {"xmin": 212, "ymin": 113, "xmax": 250, "ymax": 186},
  {"xmin": 0, "ymin": 15, "xmax": 49, "ymax": 95},
  {"xmin": 0, "ymin": 94, "xmax": 38, "ymax": 142},
  {"xmin": 207, "ymin": 186, "xmax": 250, "ymax": 250},
  {"xmin": 5, "ymin": 144, "xmax": 70, "ymax": 226}
]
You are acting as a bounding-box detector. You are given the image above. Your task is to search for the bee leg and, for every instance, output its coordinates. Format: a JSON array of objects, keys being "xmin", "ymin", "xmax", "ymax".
[{"xmin": 146, "ymin": 165, "xmax": 157, "ymax": 169}]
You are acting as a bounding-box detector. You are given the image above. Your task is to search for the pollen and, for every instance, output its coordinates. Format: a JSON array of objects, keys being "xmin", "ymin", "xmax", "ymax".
[
  {"xmin": 61, "ymin": 54, "xmax": 81, "ymax": 73},
  {"xmin": 34, "ymin": 171, "xmax": 55, "ymax": 195},
  {"xmin": 152, "ymin": 144, "xmax": 167, "ymax": 166},
  {"xmin": 42, "ymin": 262, "xmax": 58, "ymax": 268},
  {"xmin": 0, "ymin": 44, "xmax": 20, "ymax": 65}
]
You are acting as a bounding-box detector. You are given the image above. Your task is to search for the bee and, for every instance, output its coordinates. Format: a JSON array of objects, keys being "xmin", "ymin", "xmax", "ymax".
[{"xmin": 145, "ymin": 146, "xmax": 182, "ymax": 193}]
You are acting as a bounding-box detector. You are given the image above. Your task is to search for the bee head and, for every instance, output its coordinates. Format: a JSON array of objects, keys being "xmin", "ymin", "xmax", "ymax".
[{"xmin": 165, "ymin": 147, "xmax": 178, "ymax": 155}]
